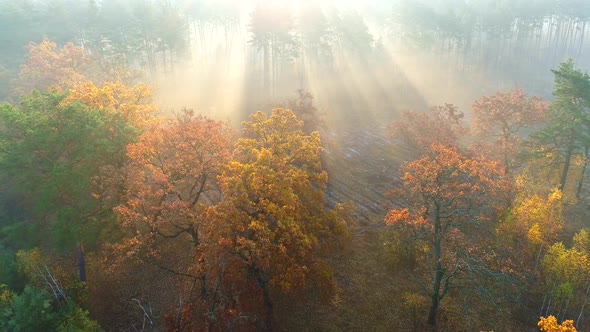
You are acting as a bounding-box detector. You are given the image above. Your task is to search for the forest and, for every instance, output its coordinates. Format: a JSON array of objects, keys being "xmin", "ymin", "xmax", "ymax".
[{"xmin": 1, "ymin": 0, "xmax": 590, "ymax": 331}]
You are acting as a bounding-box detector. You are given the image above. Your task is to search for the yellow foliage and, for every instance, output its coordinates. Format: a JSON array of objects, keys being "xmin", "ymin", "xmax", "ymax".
[
  {"xmin": 16, "ymin": 248, "xmax": 51, "ymax": 288},
  {"xmin": 543, "ymin": 242, "xmax": 590, "ymax": 290},
  {"xmin": 62, "ymin": 81, "xmax": 158, "ymax": 130},
  {"xmin": 0, "ymin": 284, "xmax": 15, "ymax": 305},
  {"xmin": 517, "ymin": 155, "xmax": 583, "ymax": 203},
  {"xmin": 511, "ymin": 189, "xmax": 564, "ymax": 248},
  {"xmin": 527, "ymin": 223, "xmax": 543, "ymax": 246},
  {"xmin": 538, "ymin": 315, "xmax": 577, "ymax": 332},
  {"xmin": 15, "ymin": 249, "xmax": 72, "ymax": 291},
  {"xmin": 215, "ymin": 108, "xmax": 348, "ymax": 295},
  {"xmin": 548, "ymin": 188, "xmax": 562, "ymax": 202},
  {"xmin": 573, "ymin": 229, "xmax": 590, "ymax": 254},
  {"xmin": 400, "ymin": 292, "xmax": 429, "ymax": 325}
]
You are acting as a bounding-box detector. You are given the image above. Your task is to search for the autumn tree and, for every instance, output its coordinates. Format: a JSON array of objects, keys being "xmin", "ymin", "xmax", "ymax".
[
  {"xmin": 10, "ymin": 37, "xmax": 141, "ymax": 101},
  {"xmin": 208, "ymin": 109, "xmax": 348, "ymax": 329},
  {"xmin": 114, "ymin": 109, "xmax": 233, "ymax": 285},
  {"xmin": 497, "ymin": 188, "xmax": 564, "ymax": 270},
  {"xmin": 385, "ymin": 144, "xmax": 508, "ymax": 329},
  {"xmin": 389, "ymin": 103, "xmax": 466, "ymax": 157},
  {"xmin": 539, "ymin": 315, "xmax": 577, "ymax": 332},
  {"xmin": 471, "ymin": 87, "xmax": 546, "ymax": 174},
  {"xmin": 541, "ymin": 240, "xmax": 590, "ymax": 326},
  {"xmin": 275, "ymin": 89, "xmax": 324, "ymax": 134},
  {"xmin": 87, "ymin": 109, "xmax": 233, "ymax": 331},
  {"xmin": 13, "ymin": 39, "xmax": 89, "ymax": 95},
  {"xmin": 62, "ymin": 81, "xmax": 157, "ymax": 130}
]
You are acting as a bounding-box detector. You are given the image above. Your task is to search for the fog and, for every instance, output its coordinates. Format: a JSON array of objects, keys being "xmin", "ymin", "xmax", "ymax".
[
  {"xmin": 3, "ymin": 1, "xmax": 590, "ymax": 330},
  {"xmin": 1, "ymin": 0, "xmax": 589, "ymax": 129},
  {"xmin": 148, "ymin": 0, "xmax": 590, "ymax": 131}
]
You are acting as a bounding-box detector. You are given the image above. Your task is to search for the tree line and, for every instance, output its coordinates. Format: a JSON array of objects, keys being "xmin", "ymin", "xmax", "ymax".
[{"xmin": 2, "ymin": 0, "xmax": 589, "ymax": 102}]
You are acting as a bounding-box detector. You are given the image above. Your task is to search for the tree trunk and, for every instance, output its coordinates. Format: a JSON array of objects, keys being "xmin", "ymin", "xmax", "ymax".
[
  {"xmin": 540, "ymin": 293, "xmax": 548, "ymax": 316},
  {"xmin": 200, "ymin": 274, "xmax": 209, "ymax": 299},
  {"xmin": 545, "ymin": 281, "xmax": 558, "ymax": 316},
  {"xmin": 503, "ymin": 129, "xmax": 511, "ymax": 175},
  {"xmin": 578, "ymin": 21, "xmax": 587, "ymax": 58},
  {"xmin": 259, "ymin": 277, "xmax": 273, "ymax": 331},
  {"xmin": 162, "ymin": 49, "xmax": 167, "ymax": 77},
  {"xmin": 576, "ymin": 282, "xmax": 590, "ymax": 327},
  {"xmin": 576, "ymin": 145, "xmax": 589, "ymax": 199},
  {"xmin": 535, "ymin": 244, "xmax": 543, "ymax": 270},
  {"xmin": 561, "ymin": 296, "xmax": 571, "ymax": 322},
  {"xmin": 427, "ymin": 204, "xmax": 443, "ymax": 330},
  {"xmin": 545, "ymin": 17, "xmax": 554, "ymax": 67},
  {"xmin": 263, "ymin": 42, "xmax": 270, "ymax": 95},
  {"xmin": 170, "ymin": 49, "xmax": 175, "ymax": 78},
  {"xmin": 77, "ymin": 242, "xmax": 86, "ymax": 282},
  {"xmin": 560, "ymin": 141, "xmax": 575, "ymax": 191},
  {"xmin": 427, "ymin": 260, "xmax": 443, "ymax": 330}
]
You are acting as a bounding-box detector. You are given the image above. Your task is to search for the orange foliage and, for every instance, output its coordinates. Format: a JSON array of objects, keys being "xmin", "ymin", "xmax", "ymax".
[
  {"xmin": 114, "ymin": 109, "xmax": 233, "ymax": 256},
  {"xmin": 538, "ymin": 315, "xmax": 577, "ymax": 332},
  {"xmin": 392, "ymin": 145, "xmax": 508, "ymax": 216},
  {"xmin": 14, "ymin": 39, "xmax": 89, "ymax": 94},
  {"xmin": 389, "ymin": 104, "xmax": 466, "ymax": 155},
  {"xmin": 385, "ymin": 208, "xmax": 411, "ymax": 225},
  {"xmin": 471, "ymin": 87, "xmax": 546, "ymax": 173},
  {"xmin": 386, "ymin": 144, "xmax": 508, "ymax": 326}
]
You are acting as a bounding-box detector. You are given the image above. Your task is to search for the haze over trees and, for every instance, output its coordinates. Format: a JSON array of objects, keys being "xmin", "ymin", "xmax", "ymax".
[{"xmin": 2, "ymin": 0, "xmax": 590, "ymax": 331}]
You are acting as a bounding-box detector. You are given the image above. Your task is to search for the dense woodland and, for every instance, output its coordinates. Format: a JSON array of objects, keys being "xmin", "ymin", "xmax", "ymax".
[{"xmin": 2, "ymin": 0, "xmax": 590, "ymax": 331}]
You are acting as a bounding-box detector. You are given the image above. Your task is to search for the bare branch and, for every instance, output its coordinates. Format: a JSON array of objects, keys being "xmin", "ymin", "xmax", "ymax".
[{"xmin": 132, "ymin": 298, "xmax": 154, "ymax": 331}]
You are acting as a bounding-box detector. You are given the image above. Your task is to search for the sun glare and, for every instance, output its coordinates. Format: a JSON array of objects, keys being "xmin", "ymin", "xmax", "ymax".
[{"xmin": 246, "ymin": 0, "xmax": 363, "ymax": 10}]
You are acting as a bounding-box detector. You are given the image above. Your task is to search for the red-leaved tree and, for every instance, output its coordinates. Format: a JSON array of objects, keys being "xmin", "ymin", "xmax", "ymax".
[
  {"xmin": 385, "ymin": 144, "xmax": 508, "ymax": 329},
  {"xmin": 471, "ymin": 87, "xmax": 546, "ymax": 174},
  {"xmin": 389, "ymin": 103, "xmax": 466, "ymax": 157}
]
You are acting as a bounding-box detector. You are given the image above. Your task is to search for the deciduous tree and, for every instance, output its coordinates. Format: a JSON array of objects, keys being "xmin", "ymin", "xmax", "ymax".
[
  {"xmin": 497, "ymin": 188, "xmax": 564, "ymax": 269},
  {"xmin": 541, "ymin": 241, "xmax": 590, "ymax": 325},
  {"xmin": 275, "ymin": 89, "xmax": 324, "ymax": 134},
  {"xmin": 107, "ymin": 110, "xmax": 234, "ymax": 328},
  {"xmin": 209, "ymin": 108, "xmax": 348, "ymax": 329},
  {"xmin": 471, "ymin": 87, "xmax": 546, "ymax": 174},
  {"xmin": 385, "ymin": 144, "xmax": 508, "ymax": 329},
  {"xmin": 114, "ymin": 109, "xmax": 233, "ymax": 268},
  {"xmin": 539, "ymin": 315, "xmax": 577, "ymax": 332},
  {"xmin": 389, "ymin": 104, "xmax": 465, "ymax": 157},
  {"xmin": 13, "ymin": 39, "xmax": 89, "ymax": 95},
  {"xmin": 63, "ymin": 81, "xmax": 158, "ymax": 130}
]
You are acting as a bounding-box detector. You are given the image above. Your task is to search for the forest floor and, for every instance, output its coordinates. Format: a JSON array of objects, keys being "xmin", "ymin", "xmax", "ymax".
[{"xmin": 281, "ymin": 123, "xmax": 422, "ymax": 330}]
